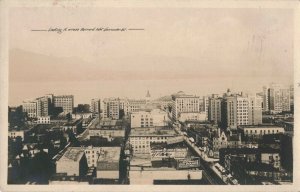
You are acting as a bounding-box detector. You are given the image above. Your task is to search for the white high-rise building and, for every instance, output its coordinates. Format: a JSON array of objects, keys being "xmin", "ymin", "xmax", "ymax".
[
  {"xmin": 171, "ymin": 91, "xmax": 200, "ymax": 120},
  {"xmin": 236, "ymin": 94, "xmax": 249, "ymax": 126}
]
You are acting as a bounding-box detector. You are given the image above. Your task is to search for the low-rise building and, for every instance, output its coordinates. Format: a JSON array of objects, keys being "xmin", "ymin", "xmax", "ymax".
[
  {"xmin": 96, "ymin": 147, "xmax": 121, "ymax": 181},
  {"xmin": 84, "ymin": 146, "xmax": 121, "ymax": 168},
  {"xmin": 178, "ymin": 112, "xmax": 207, "ymax": 122},
  {"xmin": 55, "ymin": 147, "xmax": 89, "ymax": 177},
  {"xmin": 219, "ymin": 148, "xmax": 287, "ymax": 184},
  {"xmin": 8, "ymin": 130, "xmax": 25, "ymax": 141},
  {"xmin": 88, "ymin": 129, "xmax": 125, "ymax": 139},
  {"xmin": 129, "ymin": 127, "xmax": 178, "ymax": 154},
  {"xmin": 37, "ymin": 116, "xmax": 50, "ymax": 124},
  {"xmin": 208, "ymin": 128, "xmax": 242, "ymax": 158},
  {"xmin": 239, "ymin": 125, "xmax": 285, "ymax": 137},
  {"xmin": 129, "ymin": 151, "xmax": 203, "ymax": 185},
  {"xmin": 61, "ymin": 119, "xmax": 83, "ymax": 134},
  {"xmin": 150, "ymin": 142, "xmax": 188, "ymax": 161},
  {"xmin": 129, "ymin": 167, "xmax": 202, "ymax": 185}
]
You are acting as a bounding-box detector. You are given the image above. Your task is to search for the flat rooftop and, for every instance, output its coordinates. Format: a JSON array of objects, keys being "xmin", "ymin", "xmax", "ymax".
[
  {"xmin": 238, "ymin": 125, "xmax": 284, "ymax": 129},
  {"xmin": 130, "ymin": 128, "xmax": 177, "ymax": 137},
  {"xmin": 88, "ymin": 118, "xmax": 123, "ymax": 129},
  {"xmin": 57, "ymin": 147, "xmax": 85, "ymax": 162},
  {"xmin": 97, "ymin": 147, "xmax": 121, "ymax": 162}
]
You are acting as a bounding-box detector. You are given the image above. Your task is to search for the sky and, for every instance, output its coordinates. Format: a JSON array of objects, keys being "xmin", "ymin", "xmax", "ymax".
[{"xmin": 9, "ymin": 8, "xmax": 294, "ymax": 106}]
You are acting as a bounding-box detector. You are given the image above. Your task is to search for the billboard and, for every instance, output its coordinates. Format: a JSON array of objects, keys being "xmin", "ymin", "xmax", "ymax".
[
  {"xmin": 151, "ymin": 148, "xmax": 188, "ymax": 160},
  {"xmin": 177, "ymin": 157, "xmax": 200, "ymax": 169}
]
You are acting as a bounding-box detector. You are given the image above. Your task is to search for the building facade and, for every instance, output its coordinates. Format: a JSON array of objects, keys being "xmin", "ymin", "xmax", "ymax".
[
  {"xmin": 37, "ymin": 116, "xmax": 50, "ymax": 124},
  {"xmin": 239, "ymin": 125, "xmax": 285, "ymax": 137},
  {"xmin": 268, "ymin": 83, "xmax": 290, "ymax": 114},
  {"xmin": 129, "ymin": 128, "xmax": 178, "ymax": 154},
  {"xmin": 208, "ymin": 94, "xmax": 222, "ymax": 125},
  {"xmin": 22, "ymin": 100, "xmax": 38, "ymax": 118},
  {"xmin": 53, "ymin": 95, "xmax": 74, "ymax": 114},
  {"xmin": 171, "ymin": 91, "xmax": 200, "ymax": 120},
  {"xmin": 90, "ymin": 98, "xmax": 101, "ymax": 114},
  {"xmin": 130, "ymin": 109, "xmax": 168, "ymax": 128}
]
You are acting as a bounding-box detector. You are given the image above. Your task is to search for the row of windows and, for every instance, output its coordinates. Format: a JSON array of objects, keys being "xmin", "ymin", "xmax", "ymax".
[
  {"xmin": 245, "ymin": 129, "xmax": 280, "ymax": 134},
  {"xmin": 130, "ymin": 136, "xmax": 168, "ymax": 140}
]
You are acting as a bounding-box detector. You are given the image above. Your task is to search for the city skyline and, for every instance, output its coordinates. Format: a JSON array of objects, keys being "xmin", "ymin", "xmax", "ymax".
[
  {"xmin": 9, "ymin": 81, "xmax": 293, "ymax": 107},
  {"xmin": 9, "ymin": 8, "xmax": 294, "ymax": 106}
]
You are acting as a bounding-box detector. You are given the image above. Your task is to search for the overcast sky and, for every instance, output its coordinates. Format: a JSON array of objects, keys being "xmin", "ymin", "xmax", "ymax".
[{"xmin": 9, "ymin": 8, "xmax": 294, "ymax": 105}]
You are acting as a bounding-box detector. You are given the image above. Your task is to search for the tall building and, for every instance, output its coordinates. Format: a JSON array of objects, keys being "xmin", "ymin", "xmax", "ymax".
[
  {"xmin": 91, "ymin": 98, "xmax": 101, "ymax": 114},
  {"xmin": 53, "ymin": 95, "xmax": 74, "ymax": 114},
  {"xmin": 199, "ymin": 96, "xmax": 209, "ymax": 120},
  {"xmin": 221, "ymin": 89, "xmax": 262, "ymax": 129},
  {"xmin": 268, "ymin": 83, "xmax": 290, "ymax": 114},
  {"xmin": 236, "ymin": 93, "xmax": 249, "ymax": 126},
  {"xmin": 248, "ymin": 94, "xmax": 263, "ymax": 125},
  {"xmin": 36, "ymin": 96, "xmax": 51, "ymax": 117},
  {"xmin": 171, "ymin": 91, "xmax": 200, "ymax": 120},
  {"xmin": 221, "ymin": 91, "xmax": 238, "ymax": 129},
  {"xmin": 127, "ymin": 99, "xmax": 147, "ymax": 114},
  {"xmin": 22, "ymin": 100, "xmax": 38, "ymax": 118},
  {"xmin": 281, "ymin": 87, "xmax": 291, "ymax": 112},
  {"xmin": 262, "ymin": 86, "xmax": 269, "ymax": 112},
  {"xmin": 22, "ymin": 96, "xmax": 50, "ymax": 118},
  {"xmin": 208, "ymin": 94, "xmax": 222, "ymax": 125},
  {"xmin": 103, "ymin": 98, "xmax": 125, "ymax": 119},
  {"xmin": 203, "ymin": 96, "xmax": 209, "ymax": 115},
  {"xmin": 103, "ymin": 97, "xmax": 149, "ymax": 119}
]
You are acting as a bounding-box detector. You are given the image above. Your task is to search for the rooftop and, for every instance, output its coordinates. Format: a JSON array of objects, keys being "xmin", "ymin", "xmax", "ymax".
[
  {"xmin": 57, "ymin": 147, "xmax": 85, "ymax": 162},
  {"xmin": 97, "ymin": 147, "xmax": 121, "ymax": 162},
  {"xmin": 238, "ymin": 124, "xmax": 284, "ymax": 129},
  {"xmin": 220, "ymin": 147, "xmax": 280, "ymax": 155},
  {"xmin": 130, "ymin": 128, "xmax": 177, "ymax": 137},
  {"xmin": 88, "ymin": 118, "xmax": 123, "ymax": 129}
]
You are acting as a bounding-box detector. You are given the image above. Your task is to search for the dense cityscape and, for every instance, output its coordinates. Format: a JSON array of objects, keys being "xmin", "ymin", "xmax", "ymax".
[{"xmin": 7, "ymin": 83, "xmax": 293, "ymax": 185}]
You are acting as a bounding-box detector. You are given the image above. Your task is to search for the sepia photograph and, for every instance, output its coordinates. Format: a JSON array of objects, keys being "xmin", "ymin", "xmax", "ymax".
[{"xmin": 1, "ymin": 1, "xmax": 299, "ymax": 191}]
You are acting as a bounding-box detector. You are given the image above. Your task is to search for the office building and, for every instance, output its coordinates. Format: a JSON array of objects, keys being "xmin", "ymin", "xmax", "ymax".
[
  {"xmin": 221, "ymin": 90, "xmax": 262, "ymax": 129},
  {"xmin": 22, "ymin": 100, "xmax": 38, "ymax": 118},
  {"xmin": 268, "ymin": 83, "xmax": 290, "ymax": 114},
  {"xmin": 262, "ymin": 86, "xmax": 269, "ymax": 112},
  {"xmin": 53, "ymin": 95, "xmax": 74, "ymax": 114},
  {"xmin": 103, "ymin": 98, "xmax": 125, "ymax": 119},
  {"xmin": 91, "ymin": 98, "xmax": 101, "ymax": 114},
  {"xmin": 208, "ymin": 94, "xmax": 222, "ymax": 125},
  {"xmin": 171, "ymin": 91, "xmax": 200, "ymax": 120},
  {"xmin": 130, "ymin": 109, "xmax": 168, "ymax": 128},
  {"xmin": 238, "ymin": 125, "xmax": 285, "ymax": 137},
  {"xmin": 248, "ymin": 94, "xmax": 263, "ymax": 125},
  {"xmin": 221, "ymin": 90, "xmax": 238, "ymax": 129}
]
